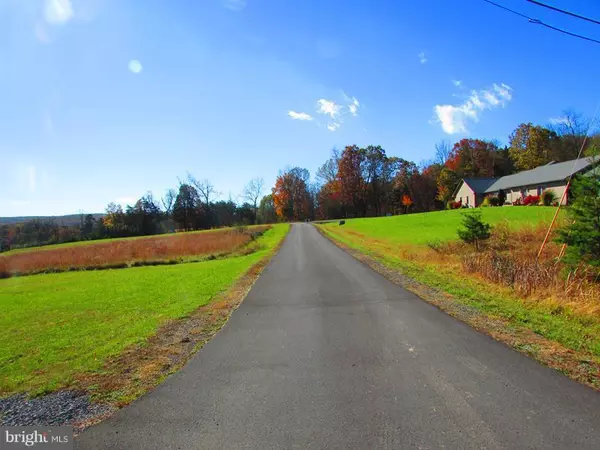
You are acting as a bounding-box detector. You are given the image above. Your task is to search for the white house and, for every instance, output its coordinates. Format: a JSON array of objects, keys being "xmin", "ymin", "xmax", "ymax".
[{"xmin": 453, "ymin": 157, "xmax": 597, "ymax": 207}]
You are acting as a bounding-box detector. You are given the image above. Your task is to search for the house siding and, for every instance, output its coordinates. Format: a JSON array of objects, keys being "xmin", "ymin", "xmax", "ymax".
[
  {"xmin": 454, "ymin": 182, "xmax": 477, "ymax": 207},
  {"xmin": 502, "ymin": 181, "xmax": 567, "ymax": 205}
]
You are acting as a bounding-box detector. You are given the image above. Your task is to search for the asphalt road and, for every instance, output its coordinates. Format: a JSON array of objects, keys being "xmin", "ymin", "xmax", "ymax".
[{"xmin": 76, "ymin": 223, "xmax": 600, "ymax": 449}]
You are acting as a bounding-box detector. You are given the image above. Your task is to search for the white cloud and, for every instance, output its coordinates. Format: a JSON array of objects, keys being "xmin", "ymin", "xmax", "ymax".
[
  {"xmin": 128, "ymin": 60, "xmax": 143, "ymax": 74},
  {"xmin": 223, "ymin": 0, "xmax": 246, "ymax": 11},
  {"xmin": 418, "ymin": 52, "xmax": 427, "ymax": 64},
  {"xmin": 327, "ymin": 123, "xmax": 340, "ymax": 132},
  {"xmin": 288, "ymin": 111, "xmax": 313, "ymax": 121},
  {"xmin": 347, "ymin": 96, "xmax": 360, "ymax": 116},
  {"xmin": 452, "ymin": 80, "xmax": 462, "ymax": 87},
  {"xmin": 44, "ymin": 0, "xmax": 74, "ymax": 25},
  {"xmin": 317, "ymin": 99, "xmax": 341, "ymax": 119},
  {"xmin": 28, "ymin": 166, "xmax": 36, "ymax": 193},
  {"xmin": 434, "ymin": 83, "xmax": 513, "ymax": 134}
]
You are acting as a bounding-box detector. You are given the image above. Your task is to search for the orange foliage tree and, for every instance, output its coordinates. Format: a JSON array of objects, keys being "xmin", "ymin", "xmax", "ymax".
[
  {"xmin": 401, "ymin": 194, "xmax": 413, "ymax": 214},
  {"xmin": 272, "ymin": 167, "xmax": 311, "ymax": 221}
]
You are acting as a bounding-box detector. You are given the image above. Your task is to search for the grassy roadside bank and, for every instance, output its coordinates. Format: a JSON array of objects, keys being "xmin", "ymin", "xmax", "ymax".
[
  {"xmin": 315, "ymin": 218, "xmax": 600, "ymax": 389},
  {"xmin": 0, "ymin": 224, "xmax": 289, "ymax": 400}
]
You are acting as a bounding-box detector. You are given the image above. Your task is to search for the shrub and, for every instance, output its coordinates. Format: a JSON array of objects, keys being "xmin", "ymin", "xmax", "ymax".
[
  {"xmin": 523, "ymin": 195, "xmax": 540, "ymax": 206},
  {"xmin": 557, "ymin": 171, "xmax": 600, "ymax": 268},
  {"xmin": 448, "ymin": 200, "xmax": 462, "ymax": 210},
  {"xmin": 457, "ymin": 210, "xmax": 491, "ymax": 250},
  {"xmin": 498, "ymin": 189, "xmax": 507, "ymax": 205},
  {"xmin": 489, "ymin": 197, "xmax": 500, "ymax": 207},
  {"xmin": 512, "ymin": 197, "xmax": 523, "ymax": 206},
  {"xmin": 481, "ymin": 197, "xmax": 491, "ymax": 207},
  {"xmin": 541, "ymin": 189, "xmax": 557, "ymax": 206}
]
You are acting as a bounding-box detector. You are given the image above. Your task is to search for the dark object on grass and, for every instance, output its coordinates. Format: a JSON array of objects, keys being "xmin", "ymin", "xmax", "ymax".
[
  {"xmin": 339, "ymin": 220, "xmax": 346, "ymax": 226},
  {"xmin": 458, "ymin": 210, "xmax": 491, "ymax": 250}
]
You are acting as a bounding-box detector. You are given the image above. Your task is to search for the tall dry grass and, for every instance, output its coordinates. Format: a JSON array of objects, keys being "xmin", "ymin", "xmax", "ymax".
[
  {"xmin": 459, "ymin": 222, "xmax": 600, "ymax": 315},
  {"xmin": 0, "ymin": 227, "xmax": 268, "ymax": 277}
]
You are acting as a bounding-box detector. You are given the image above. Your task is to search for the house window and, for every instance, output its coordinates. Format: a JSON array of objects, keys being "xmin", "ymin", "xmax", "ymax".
[
  {"xmin": 537, "ymin": 186, "xmax": 543, "ymax": 196},
  {"xmin": 466, "ymin": 196, "xmax": 469, "ymax": 206},
  {"xmin": 521, "ymin": 188, "xmax": 527, "ymax": 198}
]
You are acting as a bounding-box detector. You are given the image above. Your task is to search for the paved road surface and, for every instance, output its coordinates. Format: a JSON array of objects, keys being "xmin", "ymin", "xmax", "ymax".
[{"xmin": 77, "ymin": 223, "xmax": 600, "ymax": 449}]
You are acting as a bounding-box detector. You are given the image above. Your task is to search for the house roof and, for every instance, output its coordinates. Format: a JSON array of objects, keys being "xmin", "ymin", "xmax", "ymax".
[
  {"xmin": 484, "ymin": 157, "xmax": 597, "ymax": 193},
  {"xmin": 462, "ymin": 178, "xmax": 498, "ymax": 194}
]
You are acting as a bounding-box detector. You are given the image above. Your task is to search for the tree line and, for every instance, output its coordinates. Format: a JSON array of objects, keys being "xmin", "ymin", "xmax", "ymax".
[
  {"xmin": 0, "ymin": 175, "xmax": 270, "ymax": 251},
  {"xmin": 271, "ymin": 111, "xmax": 599, "ymax": 221}
]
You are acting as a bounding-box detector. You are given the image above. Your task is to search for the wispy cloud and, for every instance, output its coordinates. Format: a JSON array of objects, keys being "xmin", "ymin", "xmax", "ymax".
[
  {"xmin": 317, "ymin": 99, "xmax": 342, "ymax": 119},
  {"xmin": 223, "ymin": 0, "xmax": 247, "ymax": 11},
  {"xmin": 128, "ymin": 60, "xmax": 143, "ymax": 74},
  {"xmin": 433, "ymin": 83, "xmax": 513, "ymax": 134},
  {"xmin": 345, "ymin": 95, "xmax": 360, "ymax": 117},
  {"xmin": 418, "ymin": 52, "xmax": 427, "ymax": 64},
  {"xmin": 288, "ymin": 111, "xmax": 313, "ymax": 121},
  {"xmin": 452, "ymin": 80, "xmax": 462, "ymax": 87},
  {"xmin": 44, "ymin": 0, "xmax": 73, "ymax": 25},
  {"xmin": 287, "ymin": 94, "xmax": 359, "ymax": 131}
]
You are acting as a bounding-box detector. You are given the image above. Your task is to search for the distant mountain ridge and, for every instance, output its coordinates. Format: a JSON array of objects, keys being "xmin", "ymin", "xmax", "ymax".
[{"xmin": 0, "ymin": 213, "xmax": 104, "ymax": 226}]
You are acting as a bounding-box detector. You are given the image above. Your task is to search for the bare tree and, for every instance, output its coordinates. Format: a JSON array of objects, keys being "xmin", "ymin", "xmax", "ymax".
[
  {"xmin": 549, "ymin": 109, "xmax": 594, "ymax": 160},
  {"xmin": 161, "ymin": 189, "xmax": 176, "ymax": 216},
  {"xmin": 316, "ymin": 148, "xmax": 340, "ymax": 186},
  {"xmin": 187, "ymin": 173, "xmax": 220, "ymax": 206},
  {"xmin": 243, "ymin": 177, "xmax": 265, "ymax": 224},
  {"xmin": 434, "ymin": 140, "xmax": 452, "ymax": 166}
]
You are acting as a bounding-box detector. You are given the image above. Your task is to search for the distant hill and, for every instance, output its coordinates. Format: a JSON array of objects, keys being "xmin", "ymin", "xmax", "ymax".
[{"xmin": 0, "ymin": 213, "xmax": 104, "ymax": 227}]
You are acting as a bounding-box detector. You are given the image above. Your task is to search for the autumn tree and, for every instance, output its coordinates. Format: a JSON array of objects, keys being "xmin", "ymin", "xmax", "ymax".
[
  {"xmin": 337, "ymin": 145, "xmax": 367, "ymax": 217},
  {"xmin": 401, "ymin": 194, "xmax": 413, "ymax": 214},
  {"xmin": 509, "ymin": 123, "xmax": 559, "ymax": 170},
  {"xmin": 436, "ymin": 167, "xmax": 459, "ymax": 204},
  {"xmin": 446, "ymin": 139, "xmax": 500, "ymax": 178},
  {"xmin": 272, "ymin": 167, "xmax": 311, "ymax": 221}
]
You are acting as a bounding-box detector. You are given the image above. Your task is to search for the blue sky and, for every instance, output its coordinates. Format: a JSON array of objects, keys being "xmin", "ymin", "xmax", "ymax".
[{"xmin": 2, "ymin": 0, "xmax": 600, "ymax": 216}]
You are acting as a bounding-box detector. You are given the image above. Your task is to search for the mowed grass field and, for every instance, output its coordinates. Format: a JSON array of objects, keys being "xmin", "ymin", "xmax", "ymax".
[
  {"xmin": 324, "ymin": 207, "xmax": 561, "ymax": 246},
  {"xmin": 317, "ymin": 208, "xmax": 600, "ymax": 369},
  {"xmin": 0, "ymin": 224, "xmax": 289, "ymax": 396},
  {"xmin": 0, "ymin": 226, "xmax": 268, "ymax": 277}
]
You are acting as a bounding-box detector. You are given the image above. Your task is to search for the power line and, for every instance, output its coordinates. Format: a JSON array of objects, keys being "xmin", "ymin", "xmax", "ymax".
[
  {"xmin": 526, "ymin": 0, "xmax": 600, "ymax": 27},
  {"xmin": 482, "ymin": 0, "xmax": 600, "ymax": 45}
]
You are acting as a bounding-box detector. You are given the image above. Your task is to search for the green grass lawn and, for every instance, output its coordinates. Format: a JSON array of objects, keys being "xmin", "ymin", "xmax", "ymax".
[
  {"xmin": 0, "ymin": 224, "xmax": 289, "ymax": 396},
  {"xmin": 322, "ymin": 207, "xmax": 561, "ymax": 245}
]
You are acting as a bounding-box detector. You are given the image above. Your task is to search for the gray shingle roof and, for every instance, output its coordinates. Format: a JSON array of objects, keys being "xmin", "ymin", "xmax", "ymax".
[
  {"xmin": 484, "ymin": 157, "xmax": 596, "ymax": 193},
  {"xmin": 462, "ymin": 178, "xmax": 498, "ymax": 194}
]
